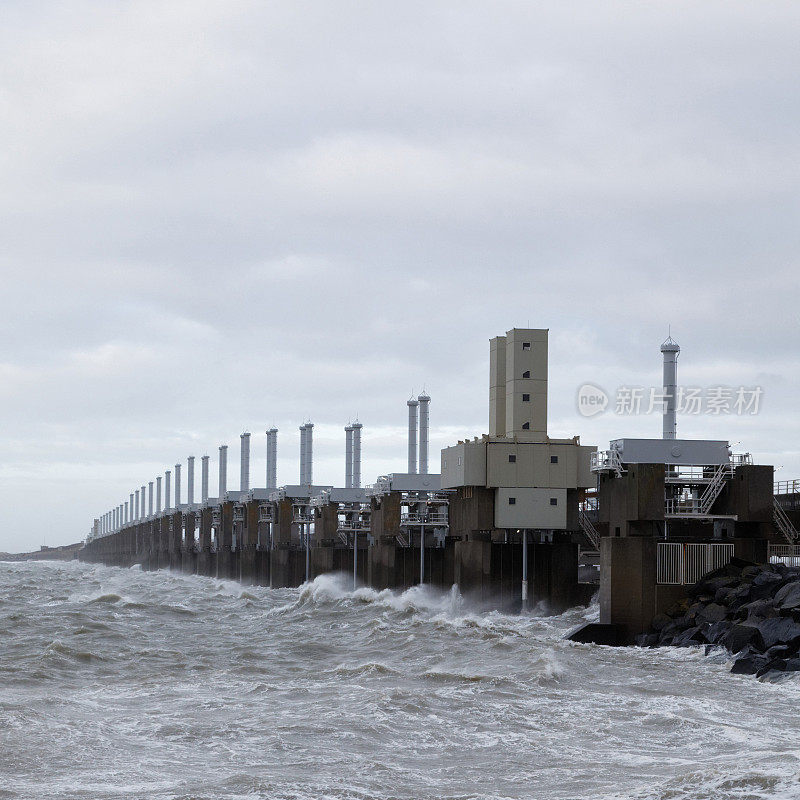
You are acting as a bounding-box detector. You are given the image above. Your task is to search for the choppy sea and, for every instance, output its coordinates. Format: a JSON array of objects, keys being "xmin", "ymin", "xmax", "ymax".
[{"xmin": 2, "ymin": 560, "xmax": 800, "ymax": 800}]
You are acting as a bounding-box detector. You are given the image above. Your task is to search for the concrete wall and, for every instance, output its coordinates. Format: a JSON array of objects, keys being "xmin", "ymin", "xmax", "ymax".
[
  {"xmin": 598, "ymin": 463, "xmax": 665, "ymax": 537},
  {"xmin": 599, "ymin": 536, "xmax": 657, "ymax": 644},
  {"xmin": 454, "ymin": 536, "xmax": 579, "ymax": 612}
]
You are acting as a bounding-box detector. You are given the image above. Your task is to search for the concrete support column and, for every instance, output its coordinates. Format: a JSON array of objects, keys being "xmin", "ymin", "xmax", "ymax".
[
  {"xmin": 599, "ymin": 536, "xmax": 657, "ymax": 644},
  {"xmin": 239, "ymin": 500, "xmax": 260, "ymax": 584},
  {"xmin": 197, "ymin": 506, "xmax": 213, "ymax": 577},
  {"xmin": 183, "ymin": 511, "xmax": 197, "ymax": 574},
  {"xmin": 169, "ymin": 510, "xmax": 183, "ymax": 571},
  {"xmin": 218, "ymin": 502, "xmax": 235, "ymax": 579}
]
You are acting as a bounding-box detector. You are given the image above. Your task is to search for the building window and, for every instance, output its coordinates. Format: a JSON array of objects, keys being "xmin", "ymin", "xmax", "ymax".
[
  {"xmin": 522, "ymin": 370, "xmax": 530, "ymax": 378},
  {"xmin": 522, "ymin": 422, "xmax": 530, "ymax": 430},
  {"xmin": 457, "ymin": 456, "xmax": 462, "ymax": 466},
  {"xmin": 550, "ymin": 455, "xmax": 558, "ymax": 464},
  {"xmin": 550, "ymin": 498, "xmax": 558, "ymax": 506},
  {"xmin": 509, "ymin": 497, "xmax": 516, "ymax": 505},
  {"xmin": 508, "ymin": 454, "xmax": 516, "ymax": 463},
  {"xmin": 522, "ymin": 393, "xmax": 530, "ymax": 402},
  {"xmin": 443, "ymin": 459, "xmax": 447, "ymax": 469},
  {"xmin": 522, "ymin": 342, "xmax": 531, "ymax": 350}
]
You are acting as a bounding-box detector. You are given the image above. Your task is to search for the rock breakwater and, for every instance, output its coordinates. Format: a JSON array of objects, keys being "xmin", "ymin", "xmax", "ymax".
[{"xmin": 639, "ymin": 557, "xmax": 800, "ymax": 678}]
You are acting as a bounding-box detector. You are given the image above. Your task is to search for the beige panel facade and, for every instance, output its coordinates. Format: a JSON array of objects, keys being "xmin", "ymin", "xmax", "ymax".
[
  {"xmin": 442, "ymin": 438, "xmax": 595, "ymax": 491},
  {"xmin": 495, "ymin": 487, "xmax": 567, "ymax": 529},
  {"xmin": 485, "ymin": 440, "xmax": 594, "ymax": 489},
  {"xmin": 505, "ymin": 328, "xmax": 548, "ymax": 441},
  {"xmin": 489, "ymin": 336, "xmax": 507, "ymax": 437},
  {"xmin": 441, "ymin": 440, "xmax": 487, "ymax": 488}
]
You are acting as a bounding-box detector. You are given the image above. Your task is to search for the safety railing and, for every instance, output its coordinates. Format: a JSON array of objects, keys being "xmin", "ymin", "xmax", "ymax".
[
  {"xmin": 337, "ymin": 520, "xmax": 371, "ymax": 532},
  {"xmin": 769, "ymin": 544, "xmax": 800, "ymax": 567},
  {"xmin": 591, "ymin": 449, "xmax": 626, "ymax": 476},
  {"xmin": 775, "ymin": 479, "xmax": 800, "ymax": 496},
  {"xmin": 657, "ymin": 542, "xmax": 734, "ymax": 585},
  {"xmin": 664, "ymin": 466, "xmax": 714, "ymax": 484},
  {"xmin": 400, "ymin": 513, "xmax": 448, "ymax": 526}
]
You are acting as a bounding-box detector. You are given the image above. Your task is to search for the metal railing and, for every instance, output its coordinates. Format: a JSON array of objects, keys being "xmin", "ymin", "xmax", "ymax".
[
  {"xmin": 769, "ymin": 544, "xmax": 800, "ymax": 567},
  {"xmin": 775, "ymin": 479, "xmax": 800, "ymax": 496},
  {"xmin": 337, "ymin": 520, "xmax": 371, "ymax": 532},
  {"xmin": 591, "ymin": 449, "xmax": 626, "ymax": 476},
  {"xmin": 664, "ymin": 466, "xmax": 715, "ymax": 484},
  {"xmin": 400, "ymin": 513, "xmax": 448, "ymax": 526},
  {"xmin": 665, "ymin": 463, "xmax": 733, "ymax": 517},
  {"xmin": 657, "ymin": 542, "xmax": 734, "ymax": 585}
]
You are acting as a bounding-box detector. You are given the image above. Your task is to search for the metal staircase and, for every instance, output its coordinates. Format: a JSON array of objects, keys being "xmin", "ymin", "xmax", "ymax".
[
  {"xmin": 774, "ymin": 497, "xmax": 799, "ymax": 544},
  {"xmin": 665, "ymin": 462, "xmax": 733, "ymax": 517},
  {"xmin": 579, "ymin": 509, "xmax": 600, "ymax": 550},
  {"xmin": 698, "ymin": 463, "xmax": 733, "ymax": 514}
]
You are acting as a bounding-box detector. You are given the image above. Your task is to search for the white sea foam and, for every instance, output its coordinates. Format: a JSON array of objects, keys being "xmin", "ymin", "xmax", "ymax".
[{"xmin": 2, "ymin": 560, "xmax": 799, "ymax": 800}]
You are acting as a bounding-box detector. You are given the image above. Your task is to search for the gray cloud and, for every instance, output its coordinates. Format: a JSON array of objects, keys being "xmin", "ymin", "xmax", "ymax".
[{"xmin": 1, "ymin": 0, "xmax": 799, "ymax": 550}]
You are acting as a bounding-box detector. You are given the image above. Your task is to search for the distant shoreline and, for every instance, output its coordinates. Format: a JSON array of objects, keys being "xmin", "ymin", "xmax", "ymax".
[{"xmin": 0, "ymin": 543, "xmax": 83, "ymax": 562}]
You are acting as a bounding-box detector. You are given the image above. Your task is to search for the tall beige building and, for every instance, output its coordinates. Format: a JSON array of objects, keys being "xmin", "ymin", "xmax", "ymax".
[
  {"xmin": 443, "ymin": 328, "xmax": 594, "ymax": 531},
  {"xmin": 490, "ymin": 328, "xmax": 548, "ymax": 440}
]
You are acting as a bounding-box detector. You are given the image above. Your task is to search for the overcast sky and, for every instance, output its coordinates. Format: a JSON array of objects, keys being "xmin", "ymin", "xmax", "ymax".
[{"xmin": 1, "ymin": 1, "xmax": 799, "ymax": 551}]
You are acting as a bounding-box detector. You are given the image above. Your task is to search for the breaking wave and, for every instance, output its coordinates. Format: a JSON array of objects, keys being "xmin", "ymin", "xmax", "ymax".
[{"xmin": 1, "ymin": 560, "xmax": 799, "ymax": 800}]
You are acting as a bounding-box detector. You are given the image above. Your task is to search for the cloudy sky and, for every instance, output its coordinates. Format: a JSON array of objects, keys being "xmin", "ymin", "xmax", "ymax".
[{"xmin": 1, "ymin": 1, "xmax": 798, "ymax": 551}]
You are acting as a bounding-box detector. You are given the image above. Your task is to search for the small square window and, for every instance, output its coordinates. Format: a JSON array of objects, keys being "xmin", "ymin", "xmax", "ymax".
[
  {"xmin": 509, "ymin": 497, "xmax": 516, "ymax": 505},
  {"xmin": 550, "ymin": 455, "xmax": 558, "ymax": 464},
  {"xmin": 522, "ymin": 370, "xmax": 530, "ymax": 378},
  {"xmin": 550, "ymin": 497, "xmax": 558, "ymax": 506},
  {"xmin": 522, "ymin": 342, "xmax": 531, "ymax": 350},
  {"xmin": 522, "ymin": 393, "xmax": 530, "ymax": 402},
  {"xmin": 522, "ymin": 422, "xmax": 530, "ymax": 430},
  {"xmin": 508, "ymin": 454, "xmax": 516, "ymax": 463}
]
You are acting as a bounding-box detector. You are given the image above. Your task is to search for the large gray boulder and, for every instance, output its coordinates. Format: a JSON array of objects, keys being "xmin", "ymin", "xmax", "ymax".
[
  {"xmin": 775, "ymin": 581, "xmax": 800, "ymax": 610},
  {"xmin": 722, "ymin": 623, "xmax": 763, "ymax": 654},
  {"xmin": 698, "ymin": 603, "xmax": 727, "ymax": 623},
  {"xmin": 752, "ymin": 617, "xmax": 800, "ymax": 650}
]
